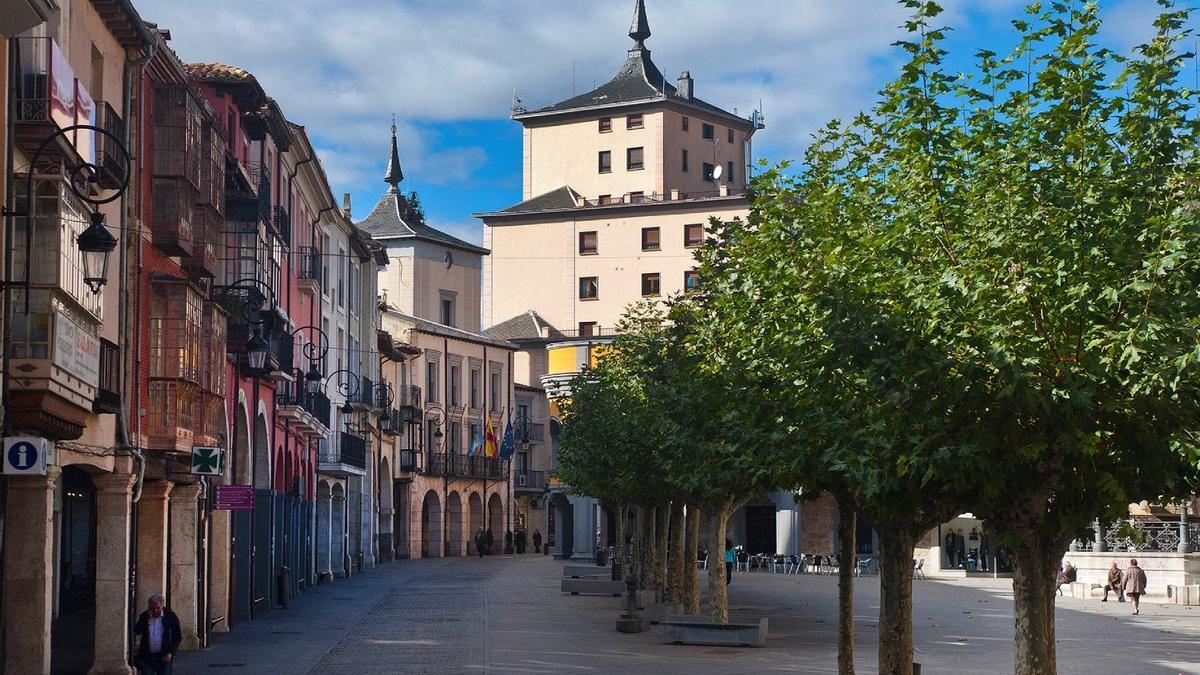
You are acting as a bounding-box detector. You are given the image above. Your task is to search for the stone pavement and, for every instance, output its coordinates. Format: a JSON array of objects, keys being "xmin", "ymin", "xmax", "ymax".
[{"xmin": 177, "ymin": 554, "xmax": 1200, "ymax": 674}]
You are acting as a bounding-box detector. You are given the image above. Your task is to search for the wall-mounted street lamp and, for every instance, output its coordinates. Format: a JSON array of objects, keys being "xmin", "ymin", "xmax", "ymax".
[
  {"xmin": 214, "ymin": 278, "xmax": 278, "ymax": 375},
  {"xmin": 78, "ymin": 211, "xmax": 119, "ymax": 294},
  {"xmin": 290, "ymin": 325, "xmax": 331, "ymax": 395}
]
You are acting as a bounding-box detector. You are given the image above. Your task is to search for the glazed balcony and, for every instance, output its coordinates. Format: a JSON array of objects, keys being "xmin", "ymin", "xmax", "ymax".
[
  {"xmin": 152, "ymin": 85, "xmax": 202, "ymax": 189},
  {"xmin": 146, "ymin": 380, "xmax": 199, "ymax": 452},
  {"xmin": 182, "ymin": 206, "xmax": 222, "ymax": 279},
  {"xmin": 151, "ymin": 177, "xmax": 195, "ymax": 257},
  {"xmin": 198, "ymin": 122, "xmax": 227, "ymax": 214},
  {"xmin": 224, "ymin": 159, "xmax": 270, "ymax": 225}
]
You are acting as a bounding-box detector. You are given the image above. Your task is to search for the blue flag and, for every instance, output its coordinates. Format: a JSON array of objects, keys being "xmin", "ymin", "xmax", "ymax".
[
  {"xmin": 468, "ymin": 419, "xmax": 484, "ymax": 456},
  {"xmin": 499, "ymin": 419, "xmax": 516, "ymax": 460}
]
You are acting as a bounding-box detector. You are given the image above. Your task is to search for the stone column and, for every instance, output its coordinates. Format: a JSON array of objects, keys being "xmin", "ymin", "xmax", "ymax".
[
  {"xmin": 136, "ymin": 481, "xmax": 173, "ymax": 606},
  {"xmin": 3, "ymin": 466, "xmax": 60, "ymax": 675},
  {"xmin": 1180, "ymin": 502, "xmax": 1192, "ymax": 554},
  {"xmin": 90, "ymin": 471, "xmax": 137, "ymax": 675},
  {"xmin": 1095, "ymin": 519, "xmax": 1106, "ymax": 553},
  {"xmin": 208, "ymin": 508, "xmax": 232, "ymax": 633},
  {"xmin": 169, "ymin": 482, "xmax": 204, "ymax": 651}
]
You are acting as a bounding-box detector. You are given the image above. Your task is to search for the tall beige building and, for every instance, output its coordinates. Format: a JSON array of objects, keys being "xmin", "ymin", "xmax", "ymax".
[
  {"xmin": 477, "ymin": 1, "xmax": 809, "ymax": 561},
  {"xmin": 479, "ymin": 0, "xmax": 761, "ymax": 335}
]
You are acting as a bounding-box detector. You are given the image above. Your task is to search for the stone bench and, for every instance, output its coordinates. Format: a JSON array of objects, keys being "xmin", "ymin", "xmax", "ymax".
[
  {"xmin": 643, "ymin": 602, "xmax": 682, "ymax": 625},
  {"xmin": 1167, "ymin": 584, "xmax": 1200, "ymax": 605},
  {"xmin": 660, "ymin": 616, "xmax": 768, "ymax": 647},
  {"xmin": 562, "ymin": 565, "xmax": 610, "ymax": 579},
  {"xmin": 1059, "ymin": 582, "xmax": 1097, "ymax": 599},
  {"xmin": 561, "ymin": 578, "xmax": 625, "ymax": 596},
  {"xmin": 611, "ymin": 589, "xmax": 656, "ymax": 610}
]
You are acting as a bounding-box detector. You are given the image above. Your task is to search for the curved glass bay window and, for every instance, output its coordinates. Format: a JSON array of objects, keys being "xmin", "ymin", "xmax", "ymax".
[
  {"xmin": 147, "ymin": 281, "xmax": 203, "ymax": 449},
  {"xmin": 13, "ymin": 180, "xmax": 103, "ymax": 318}
]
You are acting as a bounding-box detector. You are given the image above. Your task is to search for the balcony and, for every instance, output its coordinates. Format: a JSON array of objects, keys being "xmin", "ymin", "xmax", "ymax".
[
  {"xmin": 151, "ymin": 177, "xmax": 195, "ymax": 257},
  {"xmin": 263, "ymin": 330, "xmax": 293, "ymax": 381},
  {"xmin": 517, "ymin": 422, "xmax": 545, "ymax": 445},
  {"xmin": 183, "ymin": 207, "xmax": 221, "ymax": 279},
  {"xmin": 272, "ymin": 205, "xmax": 291, "ymax": 247},
  {"xmin": 351, "ymin": 376, "xmax": 375, "ymax": 410},
  {"xmin": 397, "ymin": 385, "xmax": 422, "ymax": 421},
  {"xmin": 198, "ymin": 122, "xmax": 227, "ymax": 214},
  {"xmin": 152, "ymin": 85, "xmax": 202, "ymax": 189},
  {"xmin": 381, "ymin": 411, "xmax": 406, "ymax": 436},
  {"xmin": 95, "ymin": 102, "xmax": 126, "ymax": 190},
  {"xmin": 297, "ymin": 246, "xmax": 321, "ymax": 295},
  {"xmin": 94, "ymin": 339, "xmax": 120, "ymax": 414},
  {"xmin": 13, "ymin": 37, "xmax": 90, "ymax": 165},
  {"xmin": 318, "ymin": 432, "xmax": 368, "ymax": 477},
  {"xmin": 224, "ymin": 159, "xmax": 270, "ymax": 225},
  {"xmin": 276, "ymin": 384, "xmax": 331, "ymax": 439},
  {"xmin": 398, "ymin": 448, "xmax": 421, "ymax": 473},
  {"xmin": 514, "ymin": 470, "xmax": 547, "ymax": 494},
  {"xmin": 423, "ymin": 452, "xmax": 507, "ymax": 480}
]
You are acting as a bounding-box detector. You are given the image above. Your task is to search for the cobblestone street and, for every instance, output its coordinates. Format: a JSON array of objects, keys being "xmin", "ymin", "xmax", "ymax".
[{"xmin": 178, "ymin": 554, "xmax": 1200, "ymax": 674}]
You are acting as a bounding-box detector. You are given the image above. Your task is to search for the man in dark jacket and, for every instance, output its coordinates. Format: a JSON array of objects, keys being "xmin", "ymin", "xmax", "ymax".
[{"xmin": 133, "ymin": 593, "xmax": 182, "ymax": 674}]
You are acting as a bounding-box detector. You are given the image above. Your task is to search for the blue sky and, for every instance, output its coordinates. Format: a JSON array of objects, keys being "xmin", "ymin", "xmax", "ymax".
[{"xmin": 141, "ymin": 0, "xmax": 1179, "ymax": 245}]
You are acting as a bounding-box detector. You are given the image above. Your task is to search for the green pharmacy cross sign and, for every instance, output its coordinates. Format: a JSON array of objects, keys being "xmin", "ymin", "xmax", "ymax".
[{"xmin": 191, "ymin": 446, "xmax": 225, "ymax": 476}]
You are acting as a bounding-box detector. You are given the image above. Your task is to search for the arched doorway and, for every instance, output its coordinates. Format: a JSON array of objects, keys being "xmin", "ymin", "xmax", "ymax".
[
  {"xmin": 231, "ymin": 401, "xmax": 252, "ymax": 621},
  {"xmin": 316, "ymin": 481, "xmax": 332, "ymax": 577},
  {"xmin": 51, "ymin": 466, "xmax": 97, "ymax": 674},
  {"xmin": 209, "ymin": 403, "xmax": 233, "ymax": 633},
  {"xmin": 252, "ymin": 414, "xmax": 272, "ymax": 610},
  {"xmin": 332, "ymin": 483, "xmax": 347, "ymax": 576},
  {"xmin": 446, "ymin": 492, "xmax": 463, "ymax": 556},
  {"xmin": 421, "ymin": 490, "xmax": 441, "ymax": 558},
  {"xmin": 468, "ymin": 492, "xmax": 484, "ymax": 555},
  {"xmin": 253, "ymin": 414, "xmax": 270, "ymax": 490},
  {"xmin": 487, "ymin": 493, "xmax": 504, "ymax": 553},
  {"xmin": 378, "ymin": 458, "xmax": 393, "ymax": 561}
]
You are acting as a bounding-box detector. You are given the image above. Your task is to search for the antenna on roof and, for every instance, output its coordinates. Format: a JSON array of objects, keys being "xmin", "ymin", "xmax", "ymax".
[{"xmin": 511, "ymin": 89, "xmax": 526, "ymax": 116}]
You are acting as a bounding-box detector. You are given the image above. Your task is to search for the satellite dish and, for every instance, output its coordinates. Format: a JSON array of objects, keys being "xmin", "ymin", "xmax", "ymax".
[{"xmin": 712, "ymin": 164, "xmax": 723, "ymax": 181}]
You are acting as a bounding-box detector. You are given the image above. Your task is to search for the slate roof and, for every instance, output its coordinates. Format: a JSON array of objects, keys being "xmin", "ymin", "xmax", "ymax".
[
  {"xmin": 499, "ymin": 186, "xmax": 582, "ymax": 214},
  {"xmin": 386, "ymin": 308, "xmax": 516, "ymax": 350},
  {"xmin": 356, "ymin": 190, "xmax": 489, "ymax": 255},
  {"xmin": 483, "ymin": 310, "xmax": 564, "ymax": 341}
]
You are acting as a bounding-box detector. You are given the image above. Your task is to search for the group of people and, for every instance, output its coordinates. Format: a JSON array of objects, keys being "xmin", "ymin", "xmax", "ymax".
[
  {"xmin": 474, "ymin": 527, "xmax": 544, "ymax": 557},
  {"xmin": 1057, "ymin": 558, "xmax": 1149, "ymax": 615}
]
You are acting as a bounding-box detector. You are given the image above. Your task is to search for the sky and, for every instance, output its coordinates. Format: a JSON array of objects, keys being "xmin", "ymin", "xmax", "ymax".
[{"xmin": 138, "ymin": 0, "xmax": 1177, "ymax": 245}]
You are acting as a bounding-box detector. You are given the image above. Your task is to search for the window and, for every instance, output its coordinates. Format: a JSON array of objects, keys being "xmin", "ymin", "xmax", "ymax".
[
  {"xmin": 470, "ymin": 368, "xmax": 481, "ymax": 408},
  {"xmin": 684, "ymin": 223, "xmax": 704, "ymax": 248},
  {"xmin": 349, "ymin": 262, "xmax": 360, "ymax": 313},
  {"xmin": 641, "ymin": 227, "xmax": 660, "ymax": 251},
  {"xmin": 598, "ymin": 150, "xmax": 612, "ymax": 174},
  {"xmin": 641, "ymin": 273, "xmax": 661, "ymax": 296},
  {"xmin": 490, "ymin": 370, "xmax": 501, "ymax": 412},
  {"xmin": 579, "ymin": 231, "xmax": 598, "ymax": 255},
  {"xmin": 629, "ymin": 191, "xmax": 645, "ymax": 204},
  {"xmin": 425, "ymin": 361, "xmax": 439, "ymax": 403},
  {"xmin": 599, "ymin": 117, "xmax": 612, "ymax": 133},
  {"xmin": 450, "ymin": 421, "xmax": 462, "ymax": 453},
  {"xmin": 727, "ymin": 161, "xmax": 735, "ymax": 183},
  {"xmin": 579, "ymin": 276, "xmax": 599, "ymax": 300},
  {"xmin": 598, "ymin": 194, "xmax": 613, "ymax": 205},
  {"xmin": 439, "ymin": 290, "xmax": 457, "ymax": 327},
  {"xmin": 684, "ymin": 270, "xmax": 701, "ymax": 292},
  {"xmin": 578, "ymin": 322, "xmax": 597, "ymax": 337},
  {"xmin": 450, "ymin": 363, "xmax": 461, "ymax": 407},
  {"xmin": 627, "ymin": 146, "xmax": 644, "ymax": 171},
  {"xmin": 728, "ymin": 128, "xmax": 735, "ymax": 143},
  {"xmin": 681, "ymin": 116, "xmax": 690, "ymax": 131},
  {"xmin": 682, "ymin": 149, "xmax": 689, "ymax": 172},
  {"xmin": 703, "ymin": 162, "xmax": 715, "ymax": 182},
  {"xmin": 702, "ymin": 123, "xmax": 715, "ymax": 140},
  {"xmin": 337, "ymin": 247, "xmax": 346, "ymax": 306},
  {"xmin": 320, "ymin": 234, "xmax": 330, "ymax": 296},
  {"xmin": 627, "ymin": 114, "xmax": 643, "ymax": 129}
]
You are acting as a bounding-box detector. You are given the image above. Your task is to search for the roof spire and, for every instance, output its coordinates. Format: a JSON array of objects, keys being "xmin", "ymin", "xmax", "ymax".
[
  {"xmin": 384, "ymin": 114, "xmax": 404, "ymax": 191},
  {"xmin": 629, "ymin": 0, "xmax": 651, "ymax": 49}
]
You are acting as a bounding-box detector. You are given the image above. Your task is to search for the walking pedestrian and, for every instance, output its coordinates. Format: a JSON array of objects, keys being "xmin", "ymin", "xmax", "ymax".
[
  {"xmin": 474, "ymin": 527, "xmax": 486, "ymax": 558},
  {"xmin": 533, "ymin": 529, "xmax": 543, "ymax": 554},
  {"xmin": 1123, "ymin": 558, "xmax": 1148, "ymax": 615},
  {"xmin": 133, "ymin": 593, "xmax": 181, "ymax": 675},
  {"xmin": 515, "ymin": 529, "xmax": 527, "ymax": 554},
  {"xmin": 505, "ymin": 529, "xmax": 514, "ymax": 554},
  {"xmin": 484, "ymin": 528, "xmax": 494, "ymax": 555},
  {"xmin": 724, "ymin": 539, "xmax": 735, "ymax": 586},
  {"xmin": 1102, "ymin": 561, "xmax": 1125, "ymax": 602}
]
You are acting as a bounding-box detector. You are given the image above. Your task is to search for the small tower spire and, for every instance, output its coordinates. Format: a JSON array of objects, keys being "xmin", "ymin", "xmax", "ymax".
[
  {"xmin": 629, "ymin": 0, "xmax": 651, "ymax": 49},
  {"xmin": 384, "ymin": 114, "xmax": 404, "ymax": 191}
]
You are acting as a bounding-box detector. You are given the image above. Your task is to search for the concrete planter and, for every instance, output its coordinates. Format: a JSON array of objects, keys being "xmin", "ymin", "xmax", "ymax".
[
  {"xmin": 1167, "ymin": 584, "xmax": 1200, "ymax": 605},
  {"xmin": 660, "ymin": 616, "xmax": 768, "ymax": 647},
  {"xmin": 562, "ymin": 565, "xmax": 609, "ymax": 578},
  {"xmin": 561, "ymin": 578, "xmax": 625, "ymax": 596},
  {"xmin": 643, "ymin": 602, "xmax": 683, "ymax": 624}
]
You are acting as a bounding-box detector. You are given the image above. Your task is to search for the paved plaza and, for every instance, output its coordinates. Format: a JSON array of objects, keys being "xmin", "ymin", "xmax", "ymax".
[{"xmin": 178, "ymin": 555, "xmax": 1200, "ymax": 674}]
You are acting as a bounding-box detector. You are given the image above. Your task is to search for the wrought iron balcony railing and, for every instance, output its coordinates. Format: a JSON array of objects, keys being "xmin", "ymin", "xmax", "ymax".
[
  {"xmin": 272, "ymin": 205, "xmax": 290, "ymax": 247},
  {"xmin": 514, "ymin": 470, "xmax": 547, "ymax": 491}
]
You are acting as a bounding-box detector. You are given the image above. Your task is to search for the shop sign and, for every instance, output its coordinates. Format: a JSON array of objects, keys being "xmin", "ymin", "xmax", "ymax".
[{"xmin": 53, "ymin": 312, "xmax": 100, "ymax": 386}]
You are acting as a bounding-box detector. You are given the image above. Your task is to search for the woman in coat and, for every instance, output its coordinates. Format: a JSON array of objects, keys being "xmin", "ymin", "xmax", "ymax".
[{"xmin": 1122, "ymin": 558, "xmax": 1148, "ymax": 615}]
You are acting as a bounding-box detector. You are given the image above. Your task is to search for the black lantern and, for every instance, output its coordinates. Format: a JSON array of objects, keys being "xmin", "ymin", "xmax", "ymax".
[
  {"xmin": 245, "ymin": 330, "xmax": 269, "ymax": 372},
  {"xmin": 433, "ymin": 424, "xmax": 444, "ymax": 443},
  {"xmin": 304, "ymin": 364, "xmax": 322, "ymax": 394},
  {"xmin": 341, "ymin": 401, "xmax": 353, "ymax": 416},
  {"xmin": 379, "ymin": 409, "xmax": 391, "ymax": 424},
  {"xmin": 77, "ymin": 211, "xmax": 117, "ymax": 294}
]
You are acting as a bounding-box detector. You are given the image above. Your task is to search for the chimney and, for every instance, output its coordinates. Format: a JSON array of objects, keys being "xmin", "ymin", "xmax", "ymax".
[
  {"xmin": 677, "ymin": 71, "xmax": 693, "ymax": 100},
  {"xmin": 342, "ymin": 192, "xmax": 352, "ymax": 217}
]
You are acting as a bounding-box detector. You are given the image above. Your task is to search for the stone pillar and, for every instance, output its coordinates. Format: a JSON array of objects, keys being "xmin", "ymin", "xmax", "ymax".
[
  {"xmin": 136, "ymin": 481, "xmax": 173, "ymax": 606},
  {"xmin": 209, "ymin": 508, "xmax": 232, "ymax": 633},
  {"xmin": 3, "ymin": 466, "xmax": 60, "ymax": 675},
  {"xmin": 169, "ymin": 482, "xmax": 203, "ymax": 651},
  {"xmin": 1095, "ymin": 519, "xmax": 1106, "ymax": 553},
  {"xmin": 1180, "ymin": 502, "xmax": 1192, "ymax": 554},
  {"xmin": 90, "ymin": 471, "xmax": 137, "ymax": 675}
]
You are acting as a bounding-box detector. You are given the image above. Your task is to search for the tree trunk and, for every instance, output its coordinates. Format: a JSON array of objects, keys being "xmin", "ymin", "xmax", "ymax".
[
  {"xmin": 614, "ymin": 503, "xmax": 627, "ymax": 580},
  {"xmin": 655, "ymin": 504, "xmax": 670, "ymax": 600},
  {"xmin": 836, "ymin": 493, "xmax": 857, "ymax": 675},
  {"xmin": 666, "ymin": 501, "xmax": 685, "ymax": 603},
  {"xmin": 636, "ymin": 506, "xmax": 647, "ymax": 587},
  {"xmin": 877, "ymin": 525, "xmax": 918, "ymax": 675},
  {"xmin": 707, "ymin": 503, "xmax": 732, "ymax": 624},
  {"xmin": 683, "ymin": 504, "xmax": 702, "ymax": 614},
  {"xmin": 1010, "ymin": 530, "xmax": 1063, "ymax": 675}
]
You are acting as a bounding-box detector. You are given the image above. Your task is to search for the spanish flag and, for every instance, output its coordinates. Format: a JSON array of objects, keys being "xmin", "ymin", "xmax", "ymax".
[{"xmin": 484, "ymin": 416, "xmax": 499, "ymax": 458}]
